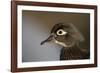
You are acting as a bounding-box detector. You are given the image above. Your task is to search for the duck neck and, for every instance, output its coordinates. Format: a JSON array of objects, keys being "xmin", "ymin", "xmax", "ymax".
[{"xmin": 60, "ymin": 45, "xmax": 83, "ymax": 60}]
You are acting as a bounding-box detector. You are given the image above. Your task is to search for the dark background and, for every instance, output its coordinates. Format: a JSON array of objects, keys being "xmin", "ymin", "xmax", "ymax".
[{"xmin": 22, "ymin": 10, "xmax": 90, "ymax": 62}]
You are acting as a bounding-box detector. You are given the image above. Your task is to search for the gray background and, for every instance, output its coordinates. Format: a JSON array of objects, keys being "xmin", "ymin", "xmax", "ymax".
[{"xmin": 22, "ymin": 10, "xmax": 90, "ymax": 62}]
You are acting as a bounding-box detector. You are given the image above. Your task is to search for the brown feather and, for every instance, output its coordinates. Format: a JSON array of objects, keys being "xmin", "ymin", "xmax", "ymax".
[{"xmin": 60, "ymin": 45, "xmax": 89, "ymax": 60}]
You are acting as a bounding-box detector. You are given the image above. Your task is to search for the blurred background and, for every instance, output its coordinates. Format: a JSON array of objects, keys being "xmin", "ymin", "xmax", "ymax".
[{"xmin": 22, "ymin": 10, "xmax": 90, "ymax": 62}]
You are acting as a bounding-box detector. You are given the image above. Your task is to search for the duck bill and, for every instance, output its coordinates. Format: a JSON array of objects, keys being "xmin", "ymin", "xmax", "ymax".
[{"xmin": 41, "ymin": 35, "xmax": 54, "ymax": 45}]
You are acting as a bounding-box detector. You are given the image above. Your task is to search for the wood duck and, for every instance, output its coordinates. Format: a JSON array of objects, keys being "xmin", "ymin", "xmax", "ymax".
[{"xmin": 41, "ymin": 23, "xmax": 89, "ymax": 60}]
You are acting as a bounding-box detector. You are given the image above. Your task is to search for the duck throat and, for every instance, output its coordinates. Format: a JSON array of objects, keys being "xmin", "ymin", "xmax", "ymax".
[
  {"xmin": 54, "ymin": 40, "xmax": 67, "ymax": 47},
  {"xmin": 54, "ymin": 39, "xmax": 75, "ymax": 48}
]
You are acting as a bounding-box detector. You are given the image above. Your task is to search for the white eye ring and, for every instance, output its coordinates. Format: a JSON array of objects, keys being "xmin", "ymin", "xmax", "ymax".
[{"xmin": 57, "ymin": 29, "xmax": 67, "ymax": 35}]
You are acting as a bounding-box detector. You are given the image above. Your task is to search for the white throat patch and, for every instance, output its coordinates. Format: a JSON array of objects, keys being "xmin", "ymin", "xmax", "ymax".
[{"xmin": 54, "ymin": 40, "xmax": 67, "ymax": 47}]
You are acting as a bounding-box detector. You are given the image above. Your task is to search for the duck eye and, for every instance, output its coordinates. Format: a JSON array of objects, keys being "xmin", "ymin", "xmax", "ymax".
[
  {"xmin": 58, "ymin": 31, "xmax": 62, "ymax": 34},
  {"xmin": 57, "ymin": 29, "xmax": 67, "ymax": 35}
]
